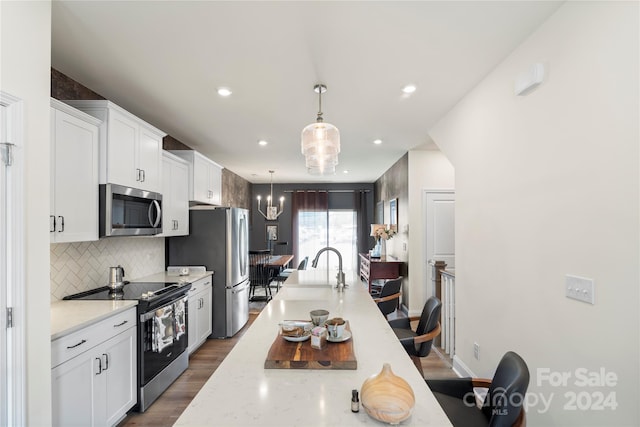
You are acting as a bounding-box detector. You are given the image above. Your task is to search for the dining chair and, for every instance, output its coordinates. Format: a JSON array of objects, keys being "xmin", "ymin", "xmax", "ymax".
[
  {"xmin": 426, "ymin": 351, "xmax": 530, "ymax": 427},
  {"xmin": 271, "ymin": 256, "xmax": 308, "ymax": 291},
  {"xmin": 249, "ymin": 249, "xmax": 274, "ymax": 301},
  {"xmin": 388, "ymin": 296, "xmax": 441, "ymax": 377},
  {"xmin": 270, "ymin": 241, "xmax": 288, "ymax": 255},
  {"xmin": 371, "ymin": 277, "xmax": 402, "ymax": 318}
]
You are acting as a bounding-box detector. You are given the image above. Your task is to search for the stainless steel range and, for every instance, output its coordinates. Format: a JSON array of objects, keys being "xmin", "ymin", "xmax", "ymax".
[{"xmin": 64, "ymin": 280, "xmax": 192, "ymax": 412}]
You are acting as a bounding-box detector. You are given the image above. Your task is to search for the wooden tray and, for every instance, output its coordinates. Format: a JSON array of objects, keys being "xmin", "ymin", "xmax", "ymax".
[{"xmin": 264, "ymin": 321, "xmax": 357, "ymax": 370}]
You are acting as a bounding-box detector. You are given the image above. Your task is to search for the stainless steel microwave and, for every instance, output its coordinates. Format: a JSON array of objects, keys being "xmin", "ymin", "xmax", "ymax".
[{"xmin": 99, "ymin": 183, "xmax": 162, "ymax": 237}]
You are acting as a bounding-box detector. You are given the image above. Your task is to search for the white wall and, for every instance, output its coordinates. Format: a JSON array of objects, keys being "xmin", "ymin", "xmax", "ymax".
[
  {"xmin": 0, "ymin": 1, "xmax": 52, "ymax": 425},
  {"xmin": 407, "ymin": 149, "xmax": 455, "ymax": 315},
  {"xmin": 429, "ymin": 2, "xmax": 639, "ymax": 425}
]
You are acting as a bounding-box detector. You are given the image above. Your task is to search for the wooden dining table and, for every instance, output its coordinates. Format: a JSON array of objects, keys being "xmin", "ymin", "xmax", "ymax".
[{"xmin": 265, "ymin": 254, "xmax": 294, "ymax": 269}]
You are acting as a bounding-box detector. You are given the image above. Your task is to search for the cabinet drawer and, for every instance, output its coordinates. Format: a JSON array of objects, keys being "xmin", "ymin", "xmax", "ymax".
[
  {"xmin": 51, "ymin": 308, "xmax": 136, "ymax": 368},
  {"xmin": 187, "ymin": 276, "xmax": 212, "ymax": 296}
]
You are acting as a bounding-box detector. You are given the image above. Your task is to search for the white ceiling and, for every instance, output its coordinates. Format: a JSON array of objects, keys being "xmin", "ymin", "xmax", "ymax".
[{"xmin": 51, "ymin": 1, "xmax": 562, "ymax": 184}]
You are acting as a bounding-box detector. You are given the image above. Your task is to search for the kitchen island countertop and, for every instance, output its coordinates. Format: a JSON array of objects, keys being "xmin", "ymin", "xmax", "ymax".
[{"xmin": 174, "ymin": 269, "xmax": 452, "ymax": 426}]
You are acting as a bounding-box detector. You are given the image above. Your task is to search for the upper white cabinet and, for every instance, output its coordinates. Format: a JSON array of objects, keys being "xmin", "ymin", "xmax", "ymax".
[
  {"xmin": 169, "ymin": 150, "xmax": 223, "ymax": 205},
  {"xmin": 50, "ymin": 99, "xmax": 100, "ymax": 243},
  {"xmin": 64, "ymin": 100, "xmax": 166, "ymax": 193},
  {"xmin": 161, "ymin": 151, "xmax": 189, "ymax": 236}
]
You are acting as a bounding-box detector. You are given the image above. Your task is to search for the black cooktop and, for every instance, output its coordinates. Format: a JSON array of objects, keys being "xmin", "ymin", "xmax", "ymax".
[{"xmin": 63, "ymin": 281, "xmax": 192, "ymax": 311}]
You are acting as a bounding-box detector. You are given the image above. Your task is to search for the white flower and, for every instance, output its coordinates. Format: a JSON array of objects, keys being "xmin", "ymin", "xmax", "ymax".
[{"xmin": 372, "ymin": 224, "xmax": 396, "ymax": 241}]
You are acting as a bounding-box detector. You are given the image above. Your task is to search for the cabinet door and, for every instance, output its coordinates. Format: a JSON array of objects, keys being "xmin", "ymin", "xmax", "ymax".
[
  {"xmin": 173, "ymin": 159, "xmax": 189, "ymax": 235},
  {"xmin": 52, "ymin": 352, "xmax": 101, "ymax": 427},
  {"xmin": 197, "ymin": 285, "xmax": 213, "ymax": 343},
  {"xmin": 192, "ymin": 153, "xmax": 211, "ymax": 204},
  {"xmin": 208, "ymin": 162, "xmax": 222, "ymax": 206},
  {"xmin": 103, "ymin": 327, "xmax": 137, "ymax": 427},
  {"xmin": 107, "ymin": 109, "xmax": 138, "ymax": 188},
  {"xmin": 161, "ymin": 155, "xmax": 176, "ymax": 236},
  {"xmin": 138, "ymin": 125, "xmax": 162, "ymax": 193},
  {"xmin": 187, "ymin": 291, "xmax": 199, "ymax": 354},
  {"xmin": 51, "ymin": 108, "xmax": 99, "ymax": 243},
  {"xmin": 161, "ymin": 155, "xmax": 189, "ymax": 237}
]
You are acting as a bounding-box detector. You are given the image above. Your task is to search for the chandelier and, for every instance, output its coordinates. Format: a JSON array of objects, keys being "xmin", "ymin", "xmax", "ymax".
[
  {"xmin": 256, "ymin": 170, "xmax": 284, "ymax": 221},
  {"xmin": 301, "ymin": 84, "xmax": 340, "ymax": 175}
]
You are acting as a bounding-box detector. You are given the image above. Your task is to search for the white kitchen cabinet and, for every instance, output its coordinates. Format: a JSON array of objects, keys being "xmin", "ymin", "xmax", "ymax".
[
  {"xmin": 50, "ymin": 99, "xmax": 100, "ymax": 243},
  {"xmin": 169, "ymin": 150, "xmax": 223, "ymax": 205},
  {"xmin": 161, "ymin": 151, "xmax": 189, "ymax": 236},
  {"xmin": 64, "ymin": 100, "xmax": 166, "ymax": 193},
  {"xmin": 187, "ymin": 275, "xmax": 212, "ymax": 354},
  {"xmin": 51, "ymin": 307, "xmax": 137, "ymax": 427}
]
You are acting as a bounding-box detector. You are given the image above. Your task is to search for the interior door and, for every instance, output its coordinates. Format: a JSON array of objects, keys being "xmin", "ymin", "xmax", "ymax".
[{"xmin": 425, "ymin": 191, "xmax": 455, "ymax": 298}]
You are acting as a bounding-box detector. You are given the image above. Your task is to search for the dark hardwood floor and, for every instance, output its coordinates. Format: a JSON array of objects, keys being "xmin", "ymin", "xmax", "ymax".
[{"xmin": 119, "ymin": 306, "xmax": 456, "ymax": 427}]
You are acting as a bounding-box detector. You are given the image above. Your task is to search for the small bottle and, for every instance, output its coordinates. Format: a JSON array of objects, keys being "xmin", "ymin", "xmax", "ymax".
[{"xmin": 351, "ymin": 389, "xmax": 360, "ymax": 413}]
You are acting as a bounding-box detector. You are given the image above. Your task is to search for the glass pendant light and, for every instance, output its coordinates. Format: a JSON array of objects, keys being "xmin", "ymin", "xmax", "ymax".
[{"xmin": 301, "ymin": 84, "xmax": 340, "ymax": 175}]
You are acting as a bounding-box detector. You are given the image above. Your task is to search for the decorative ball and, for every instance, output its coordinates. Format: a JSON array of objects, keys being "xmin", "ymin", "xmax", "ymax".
[{"xmin": 361, "ymin": 363, "xmax": 415, "ymax": 425}]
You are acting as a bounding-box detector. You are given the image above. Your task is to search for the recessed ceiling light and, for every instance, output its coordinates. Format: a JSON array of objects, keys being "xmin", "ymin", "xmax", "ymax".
[
  {"xmin": 373, "ymin": 139, "xmax": 383, "ymax": 145},
  {"xmin": 217, "ymin": 87, "xmax": 232, "ymax": 97},
  {"xmin": 343, "ymin": 170, "xmax": 349, "ymax": 174},
  {"xmin": 402, "ymin": 84, "xmax": 417, "ymax": 94},
  {"xmin": 258, "ymin": 140, "xmax": 268, "ymax": 146}
]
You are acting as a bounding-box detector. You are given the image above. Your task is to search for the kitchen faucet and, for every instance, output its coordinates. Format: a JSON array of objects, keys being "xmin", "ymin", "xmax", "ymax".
[{"xmin": 311, "ymin": 247, "xmax": 346, "ymax": 290}]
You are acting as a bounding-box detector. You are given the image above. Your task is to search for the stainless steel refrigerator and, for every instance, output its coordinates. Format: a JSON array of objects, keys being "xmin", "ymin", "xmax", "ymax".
[{"xmin": 167, "ymin": 207, "xmax": 249, "ymax": 338}]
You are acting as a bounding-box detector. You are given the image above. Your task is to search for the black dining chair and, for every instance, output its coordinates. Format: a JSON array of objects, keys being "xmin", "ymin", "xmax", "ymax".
[
  {"xmin": 271, "ymin": 256, "xmax": 308, "ymax": 291},
  {"xmin": 426, "ymin": 351, "xmax": 530, "ymax": 427},
  {"xmin": 371, "ymin": 277, "xmax": 402, "ymax": 318},
  {"xmin": 249, "ymin": 249, "xmax": 274, "ymax": 301},
  {"xmin": 388, "ymin": 296, "xmax": 441, "ymax": 377}
]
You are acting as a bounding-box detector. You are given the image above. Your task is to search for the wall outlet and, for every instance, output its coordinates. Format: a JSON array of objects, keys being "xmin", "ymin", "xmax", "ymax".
[
  {"xmin": 473, "ymin": 342, "xmax": 480, "ymax": 360},
  {"xmin": 565, "ymin": 275, "xmax": 595, "ymax": 305}
]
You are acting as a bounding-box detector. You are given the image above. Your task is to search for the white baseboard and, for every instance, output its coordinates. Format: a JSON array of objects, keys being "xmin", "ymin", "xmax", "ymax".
[{"xmin": 452, "ymin": 355, "xmax": 475, "ymax": 378}]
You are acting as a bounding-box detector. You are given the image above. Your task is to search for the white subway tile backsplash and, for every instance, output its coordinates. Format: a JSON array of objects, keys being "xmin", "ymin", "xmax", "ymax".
[{"xmin": 50, "ymin": 237, "xmax": 165, "ymax": 301}]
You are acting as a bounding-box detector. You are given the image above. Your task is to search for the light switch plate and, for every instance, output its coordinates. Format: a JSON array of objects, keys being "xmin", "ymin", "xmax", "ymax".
[{"xmin": 565, "ymin": 275, "xmax": 595, "ymax": 304}]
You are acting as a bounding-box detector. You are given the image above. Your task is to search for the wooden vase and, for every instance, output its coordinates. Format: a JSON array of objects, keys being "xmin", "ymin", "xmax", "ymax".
[{"xmin": 361, "ymin": 363, "xmax": 415, "ymax": 425}]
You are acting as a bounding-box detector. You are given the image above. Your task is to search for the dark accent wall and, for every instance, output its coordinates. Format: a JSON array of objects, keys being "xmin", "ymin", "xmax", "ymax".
[
  {"xmin": 374, "ymin": 153, "xmax": 409, "ymax": 309},
  {"xmin": 249, "ymin": 183, "xmax": 375, "ymax": 259},
  {"xmin": 50, "ymin": 68, "xmax": 252, "ymax": 209},
  {"xmin": 222, "ymin": 169, "xmax": 252, "ymax": 209},
  {"xmin": 51, "ymin": 68, "xmax": 105, "ymax": 100}
]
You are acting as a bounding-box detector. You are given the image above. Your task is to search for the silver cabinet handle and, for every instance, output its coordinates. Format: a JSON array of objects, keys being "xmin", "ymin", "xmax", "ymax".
[
  {"xmin": 102, "ymin": 353, "xmax": 109, "ymax": 371},
  {"xmin": 50, "ymin": 215, "xmax": 56, "ymax": 232},
  {"xmin": 95, "ymin": 357, "xmax": 102, "ymax": 375},
  {"xmin": 57, "ymin": 216, "xmax": 64, "ymax": 232},
  {"xmin": 113, "ymin": 320, "xmax": 128, "ymax": 328},
  {"xmin": 141, "ymin": 169, "xmax": 145, "ymax": 182},
  {"xmin": 136, "ymin": 168, "xmax": 141, "ymax": 181},
  {"xmin": 66, "ymin": 339, "xmax": 86, "ymax": 349}
]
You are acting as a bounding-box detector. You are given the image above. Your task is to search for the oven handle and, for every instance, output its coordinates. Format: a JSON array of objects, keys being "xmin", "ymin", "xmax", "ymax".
[{"xmin": 139, "ymin": 294, "xmax": 187, "ymax": 322}]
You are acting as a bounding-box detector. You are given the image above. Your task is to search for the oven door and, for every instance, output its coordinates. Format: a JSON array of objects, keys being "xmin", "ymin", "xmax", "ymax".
[{"xmin": 139, "ymin": 295, "xmax": 188, "ymax": 386}]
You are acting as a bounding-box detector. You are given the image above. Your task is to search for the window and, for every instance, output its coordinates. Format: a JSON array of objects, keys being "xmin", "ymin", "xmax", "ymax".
[{"xmin": 297, "ymin": 209, "xmax": 357, "ymax": 271}]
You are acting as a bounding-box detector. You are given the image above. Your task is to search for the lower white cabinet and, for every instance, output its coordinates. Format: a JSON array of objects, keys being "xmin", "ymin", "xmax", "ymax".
[
  {"xmin": 187, "ymin": 275, "xmax": 212, "ymax": 354},
  {"xmin": 52, "ymin": 308, "xmax": 137, "ymax": 427}
]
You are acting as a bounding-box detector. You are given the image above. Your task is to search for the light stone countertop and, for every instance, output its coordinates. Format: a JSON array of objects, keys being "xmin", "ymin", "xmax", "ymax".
[
  {"xmin": 174, "ymin": 269, "xmax": 452, "ymax": 426},
  {"xmin": 51, "ymin": 270, "xmax": 211, "ymax": 341},
  {"xmin": 51, "ymin": 300, "xmax": 138, "ymax": 341},
  {"xmin": 129, "ymin": 270, "xmax": 213, "ymax": 285}
]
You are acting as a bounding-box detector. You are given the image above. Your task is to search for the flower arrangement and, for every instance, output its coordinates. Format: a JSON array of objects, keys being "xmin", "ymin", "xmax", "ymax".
[{"xmin": 370, "ymin": 224, "xmax": 396, "ymax": 241}]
